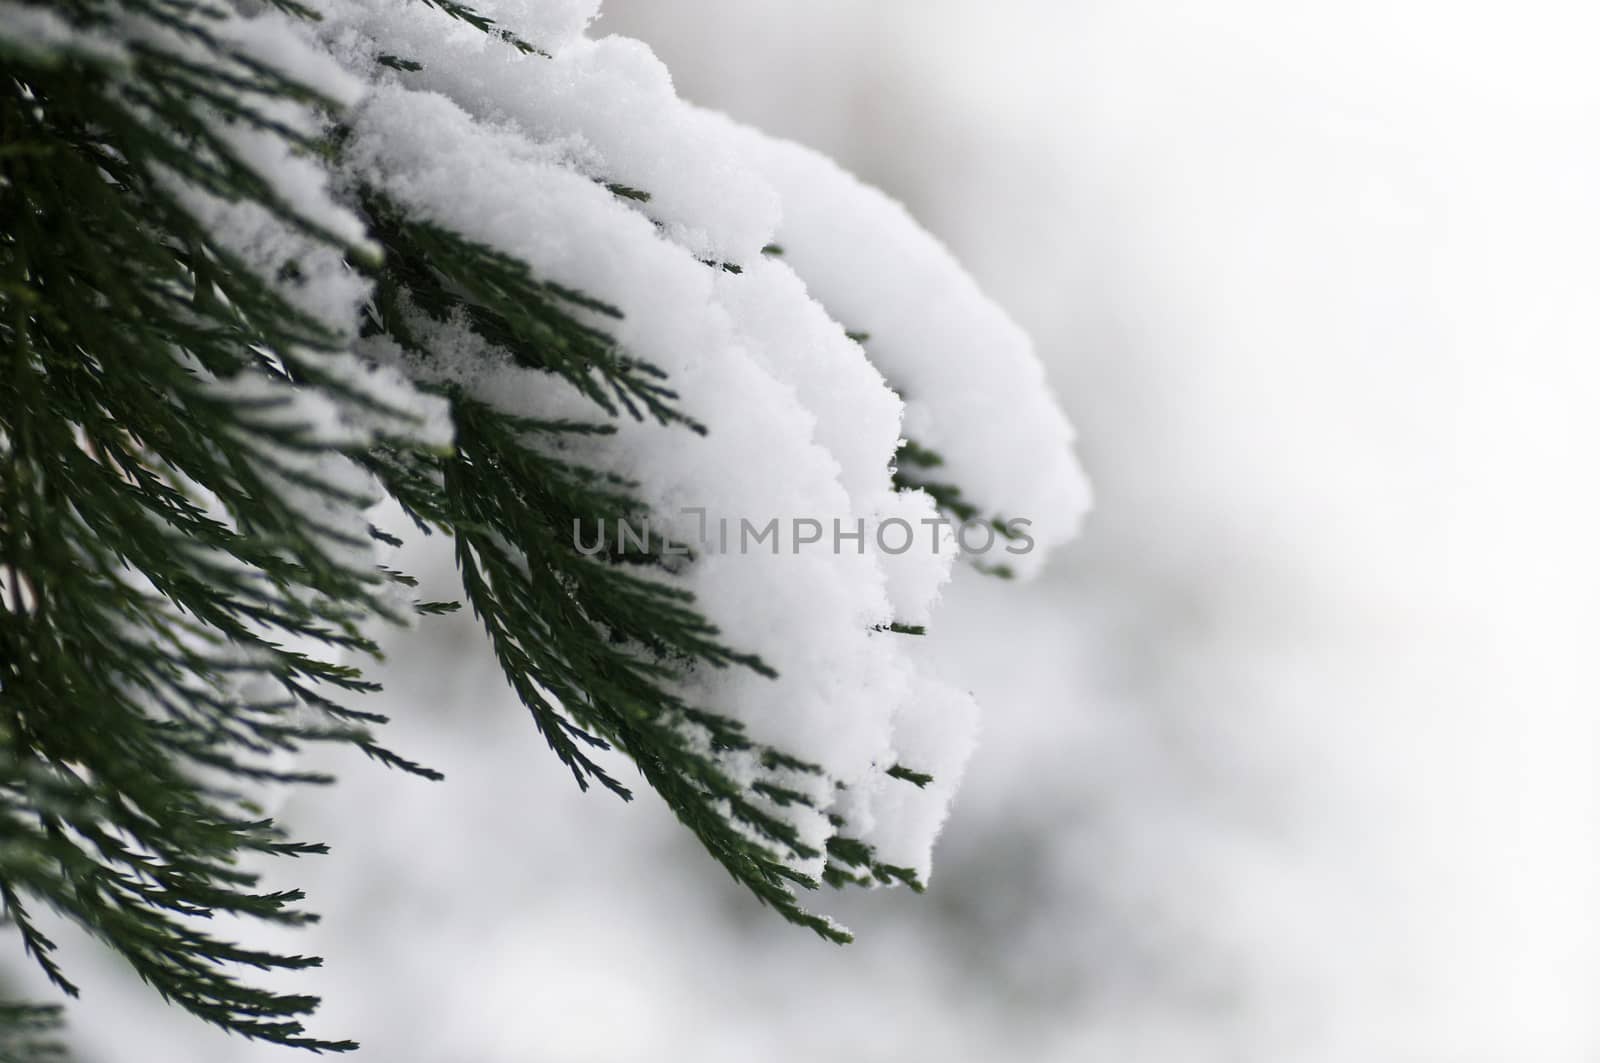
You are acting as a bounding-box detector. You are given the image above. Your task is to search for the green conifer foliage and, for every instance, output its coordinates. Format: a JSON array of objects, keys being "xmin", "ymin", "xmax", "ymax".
[
  {"xmin": 1, "ymin": 0, "xmax": 441, "ymax": 1048},
  {"xmin": 0, "ymin": 0, "xmax": 977, "ymax": 1051}
]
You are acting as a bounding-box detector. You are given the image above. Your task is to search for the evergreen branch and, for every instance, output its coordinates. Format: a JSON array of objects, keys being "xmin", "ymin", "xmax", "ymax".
[
  {"xmin": 0, "ymin": 999, "xmax": 70, "ymax": 1063},
  {"xmin": 0, "ymin": 3, "xmax": 440, "ymax": 1048},
  {"xmin": 410, "ymin": 0, "xmax": 547, "ymax": 57},
  {"xmin": 355, "ymin": 214, "xmax": 892, "ymax": 940}
]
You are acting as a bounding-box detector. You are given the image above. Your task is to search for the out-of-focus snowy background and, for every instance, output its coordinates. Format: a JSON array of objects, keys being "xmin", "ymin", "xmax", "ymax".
[{"xmin": 21, "ymin": 2, "xmax": 1600, "ymax": 1059}]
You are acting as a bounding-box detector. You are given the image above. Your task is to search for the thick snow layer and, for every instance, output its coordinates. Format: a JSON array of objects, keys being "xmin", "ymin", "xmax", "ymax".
[
  {"xmin": 720, "ymin": 115, "xmax": 1093, "ymax": 579},
  {"xmin": 318, "ymin": 0, "xmax": 781, "ymax": 262},
  {"xmin": 322, "ymin": 0, "xmax": 1081, "ymax": 886},
  {"xmin": 342, "ymin": 80, "xmax": 955, "ymax": 873}
]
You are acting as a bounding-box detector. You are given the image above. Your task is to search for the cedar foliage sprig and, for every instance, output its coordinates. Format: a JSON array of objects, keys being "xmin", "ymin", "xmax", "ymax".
[
  {"xmin": 0, "ymin": 999, "xmax": 66, "ymax": 1063},
  {"xmin": 2, "ymin": 0, "xmax": 951, "ymax": 1052},
  {"xmin": 1, "ymin": 0, "xmax": 443, "ymax": 1050},
  {"xmin": 353, "ymin": 192, "xmax": 859, "ymax": 942}
]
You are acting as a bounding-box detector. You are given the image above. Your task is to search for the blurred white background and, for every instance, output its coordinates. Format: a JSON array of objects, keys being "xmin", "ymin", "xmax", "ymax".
[{"xmin": 23, "ymin": 2, "xmax": 1600, "ymax": 1059}]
